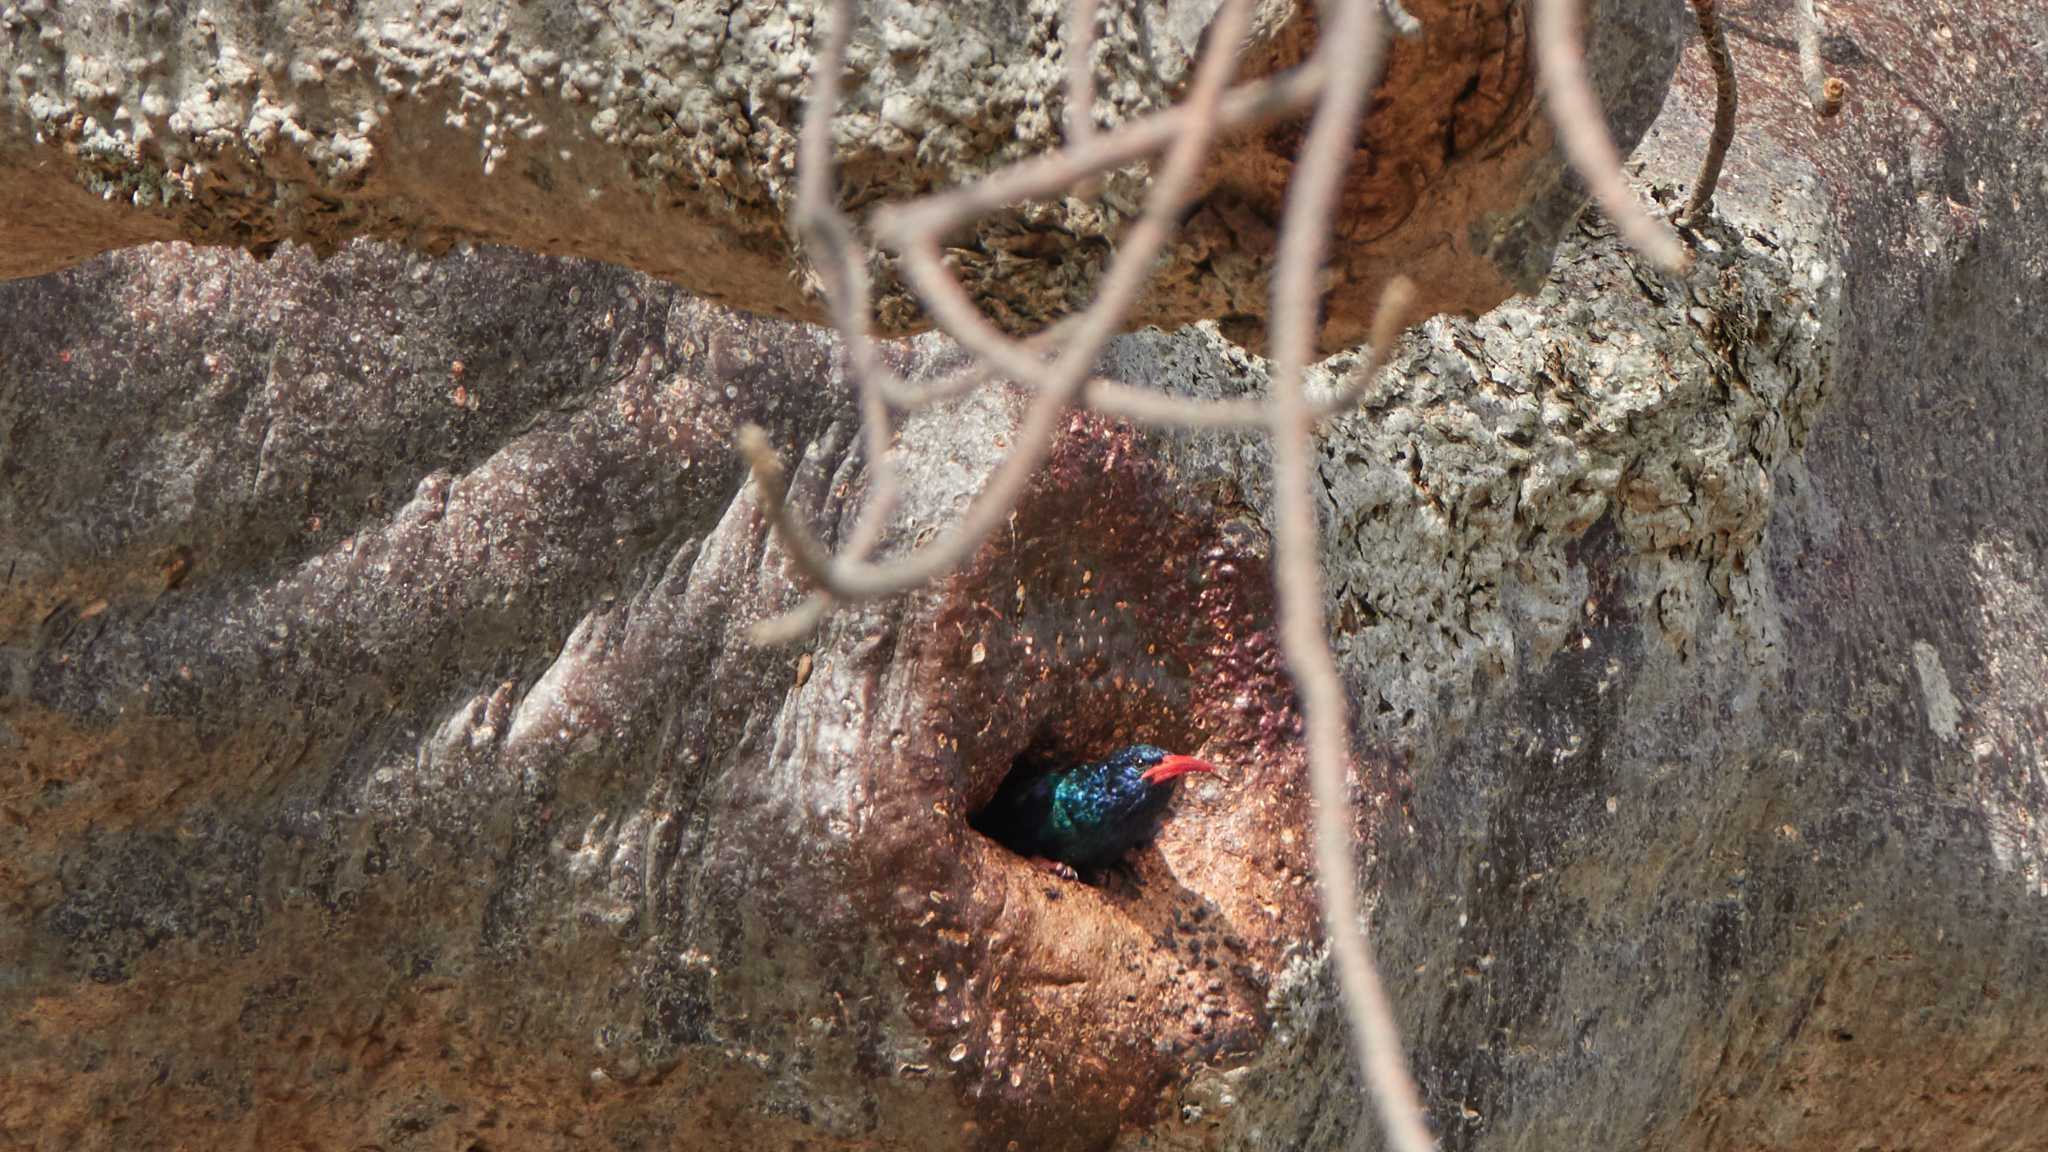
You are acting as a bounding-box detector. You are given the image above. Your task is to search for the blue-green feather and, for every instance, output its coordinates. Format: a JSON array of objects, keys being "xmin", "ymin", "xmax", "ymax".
[{"xmin": 976, "ymin": 744, "xmax": 1185, "ymax": 871}]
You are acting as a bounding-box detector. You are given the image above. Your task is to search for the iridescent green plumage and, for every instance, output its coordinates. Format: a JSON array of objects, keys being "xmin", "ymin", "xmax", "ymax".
[{"xmin": 974, "ymin": 744, "xmax": 1216, "ymax": 873}]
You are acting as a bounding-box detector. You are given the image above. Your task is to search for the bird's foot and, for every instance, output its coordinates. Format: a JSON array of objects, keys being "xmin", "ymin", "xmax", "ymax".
[{"xmin": 1029, "ymin": 857, "xmax": 1080, "ymax": 882}]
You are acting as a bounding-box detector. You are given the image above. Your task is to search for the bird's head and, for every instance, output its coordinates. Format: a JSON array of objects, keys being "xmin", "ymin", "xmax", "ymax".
[{"xmin": 1125, "ymin": 744, "xmax": 1219, "ymax": 787}]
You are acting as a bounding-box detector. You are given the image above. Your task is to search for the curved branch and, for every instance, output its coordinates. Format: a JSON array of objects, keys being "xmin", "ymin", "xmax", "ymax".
[
  {"xmin": 1683, "ymin": 0, "xmax": 1739, "ymax": 225},
  {"xmin": 1792, "ymin": 0, "xmax": 1847, "ymax": 117},
  {"xmin": 749, "ymin": 0, "xmax": 1260, "ymax": 612},
  {"xmin": 1067, "ymin": 0, "xmax": 1102, "ymax": 147},
  {"xmin": 1077, "ymin": 275, "xmax": 1418, "ymax": 430},
  {"xmin": 1263, "ymin": 2, "xmax": 1436, "ymax": 1150},
  {"xmin": 870, "ymin": 64, "xmax": 1325, "ymax": 254},
  {"xmin": 1531, "ymin": 0, "xmax": 1690, "ymax": 272}
]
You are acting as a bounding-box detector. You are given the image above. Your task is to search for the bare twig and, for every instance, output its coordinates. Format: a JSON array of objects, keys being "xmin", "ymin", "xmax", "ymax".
[
  {"xmin": 1683, "ymin": 0, "xmax": 1738, "ymax": 225},
  {"xmin": 1067, "ymin": 0, "xmax": 1101, "ymax": 146},
  {"xmin": 751, "ymin": 0, "xmax": 1259, "ymax": 608},
  {"xmin": 1382, "ymin": 0, "xmax": 1423, "ymax": 39},
  {"xmin": 1263, "ymin": 2, "xmax": 1434, "ymax": 1150},
  {"xmin": 762, "ymin": 0, "xmax": 1720, "ymax": 1142},
  {"xmin": 1310, "ymin": 276, "xmax": 1419, "ymax": 417},
  {"xmin": 870, "ymin": 63, "xmax": 1324, "ymax": 251},
  {"xmin": 779, "ymin": 0, "xmax": 1330, "ymax": 427},
  {"xmin": 739, "ymin": 424, "xmax": 839, "ymax": 588},
  {"xmin": 1531, "ymin": 0, "xmax": 1689, "ymax": 272},
  {"xmin": 798, "ymin": 5, "xmax": 896, "ymax": 555},
  {"xmin": 861, "ymin": 273, "xmax": 1410, "ymax": 434},
  {"xmin": 773, "ymin": 0, "xmax": 904, "ymax": 637},
  {"xmin": 1791, "ymin": 0, "xmax": 1846, "ymax": 117},
  {"xmin": 1077, "ymin": 275, "xmax": 1417, "ymax": 430}
]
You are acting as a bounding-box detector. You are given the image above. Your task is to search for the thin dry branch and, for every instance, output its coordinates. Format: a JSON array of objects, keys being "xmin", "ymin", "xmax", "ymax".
[
  {"xmin": 775, "ymin": 0, "xmax": 903, "ymax": 637},
  {"xmin": 1382, "ymin": 0, "xmax": 1423, "ymax": 39},
  {"xmin": 859, "ymin": 274, "xmax": 1409, "ymax": 433},
  {"xmin": 1531, "ymin": 0, "xmax": 1689, "ymax": 271},
  {"xmin": 1067, "ymin": 0, "xmax": 1101, "ymax": 146},
  {"xmin": 870, "ymin": 63, "xmax": 1324, "ymax": 251},
  {"xmin": 791, "ymin": 1, "xmax": 1072, "ymax": 433},
  {"xmin": 750, "ymin": 0, "xmax": 1259, "ymax": 609},
  {"xmin": 738, "ymin": 425, "xmax": 838, "ymax": 588},
  {"xmin": 1791, "ymin": 0, "xmax": 1846, "ymax": 117},
  {"xmin": 753, "ymin": 0, "xmax": 1713, "ymax": 1143},
  {"xmin": 798, "ymin": 26, "xmax": 895, "ymax": 538},
  {"xmin": 779, "ymin": 0, "xmax": 1340, "ymax": 424},
  {"xmin": 1262, "ymin": 1, "xmax": 1434, "ymax": 1150},
  {"xmin": 1078, "ymin": 275, "xmax": 1417, "ymax": 430},
  {"xmin": 1683, "ymin": 0, "xmax": 1738, "ymax": 225},
  {"xmin": 803, "ymin": 272, "xmax": 1412, "ymax": 441}
]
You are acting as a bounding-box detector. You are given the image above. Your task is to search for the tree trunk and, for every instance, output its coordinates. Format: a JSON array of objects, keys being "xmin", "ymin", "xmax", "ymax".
[{"xmin": 3, "ymin": 1, "xmax": 2044, "ymax": 1150}]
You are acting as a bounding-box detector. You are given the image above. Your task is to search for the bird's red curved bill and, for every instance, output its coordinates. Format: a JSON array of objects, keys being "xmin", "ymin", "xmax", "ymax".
[{"xmin": 1141, "ymin": 755, "xmax": 1217, "ymax": 785}]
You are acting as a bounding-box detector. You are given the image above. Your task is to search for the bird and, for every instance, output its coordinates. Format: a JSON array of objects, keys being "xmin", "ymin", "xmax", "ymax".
[{"xmin": 972, "ymin": 744, "xmax": 1218, "ymax": 878}]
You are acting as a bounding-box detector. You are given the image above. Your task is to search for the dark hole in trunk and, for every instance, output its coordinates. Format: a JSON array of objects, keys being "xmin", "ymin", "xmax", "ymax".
[
  {"xmin": 969, "ymin": 747, "xmax": 1081, "ymax": 875},
  {"xmin": 969, "ymin": 741, "xmax": 1197, "ymax": 888}
]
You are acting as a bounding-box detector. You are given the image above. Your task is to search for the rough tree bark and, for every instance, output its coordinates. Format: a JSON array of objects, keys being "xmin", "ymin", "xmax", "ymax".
[
  {"xmin": 0, "ymin": 0, "xmax": 1678, "ymax": 348},
  {"xmin": 2, "ymin": 1, "xmax": 2044, "ymax": 1151}
]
